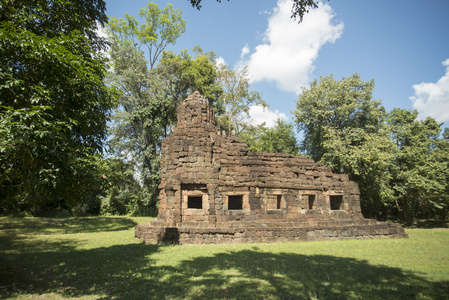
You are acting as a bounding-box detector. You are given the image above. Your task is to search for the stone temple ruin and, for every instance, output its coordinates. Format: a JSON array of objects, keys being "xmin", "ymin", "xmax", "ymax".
[{"xmin": 135, "ymin": 92, "xmax": 408, "ymax": 244}]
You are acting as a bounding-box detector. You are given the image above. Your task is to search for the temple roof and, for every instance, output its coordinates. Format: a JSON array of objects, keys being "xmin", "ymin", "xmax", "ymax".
[{"xmin": 183, "ymin": 91, "xmax": 208, "ymax": 104}]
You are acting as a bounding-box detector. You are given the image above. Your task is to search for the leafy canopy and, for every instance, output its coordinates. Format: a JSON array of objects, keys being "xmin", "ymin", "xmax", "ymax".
[
  {"xmin": 239, "ymin": 120, "xmax": 299, "ymax": 156},
  {"xmin": 294, "ymin": 73, "xmax": 449, "ymax": 221},
  {"xmin": 0, "ymin": 0, "xmax": 115, "ymax": 213},
  {"xmin": 108, "ymin": 2, "xmax": 185, "ymax": 69},
  {"xmin": 216, "ymin": 64, "xmax": 265, "ymax": 135},
  {"xmin": 294, "ymin": 74, "xmax": 394, "ymax": 218},
  {"xmin": 106, "ymin": 4, "xmax": 222, "ymax": 215},
  {"xmin": 388, "ymin": 108, "xmax": 449, "ymax": 221}
]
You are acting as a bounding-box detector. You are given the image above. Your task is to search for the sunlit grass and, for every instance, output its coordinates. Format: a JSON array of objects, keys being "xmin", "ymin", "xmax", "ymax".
[{"xmin": 1, "ymin": 216, "xmax": 448, "ymax": 299}]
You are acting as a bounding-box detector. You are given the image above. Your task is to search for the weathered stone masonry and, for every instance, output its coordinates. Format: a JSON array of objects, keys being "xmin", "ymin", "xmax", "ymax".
[{"xmin": 135, "ymin": 92, "xmax": 408, "ymax": 244}]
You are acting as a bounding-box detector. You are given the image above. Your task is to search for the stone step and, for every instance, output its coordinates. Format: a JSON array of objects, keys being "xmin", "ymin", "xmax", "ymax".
[{"xmin": 135, "ymin": 220, "xmax": 408, "ymax": 245}]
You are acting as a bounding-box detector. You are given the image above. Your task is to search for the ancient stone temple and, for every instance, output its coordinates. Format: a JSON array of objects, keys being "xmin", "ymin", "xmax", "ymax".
[{"xmin": 135, "ymin": 92, "xmax": 407, "ymax": 244}]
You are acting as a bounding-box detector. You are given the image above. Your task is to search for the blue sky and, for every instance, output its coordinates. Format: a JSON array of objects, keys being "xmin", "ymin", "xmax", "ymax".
[{"xmin": 104, "ymin": 0, "xmax": 449, "ymax": 130}]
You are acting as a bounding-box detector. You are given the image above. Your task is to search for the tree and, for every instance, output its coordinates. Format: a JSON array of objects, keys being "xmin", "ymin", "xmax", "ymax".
[
  {"xmin": 106, "ymin": 3, "xmax": 187, "ymax": 216},
  {"xmin": 322, "ymin": 122, "xmax": 394, "ymax": 219},
  {"xmin": 157, "ymin": 46, "xmax": 223, "ymax": 132},
  {"xmin": 106, "ymin": 40, "xmax": 169, "ymax": 215},
  {"xmin": 108, "ymin": 2, "xmax": 185, "ymax": 69},
  {"xmin": 294, "ymin": 74, "xmax": 394, "ymax": 218},
  {"xmin": 216, "ymin": 64, "xmax": 266, "ymax": 135},
  {"xmin": 106, "ymin": 4, "xmax": 223, "ymax": 215},
  {"xmin": 239, "ymin": 120, "xmax": 299, "ymax": 155},
  {"xmin": 187, "ymin": 0, "xmax": 329, "ymax": 22},
  {"xmin": 388, "ymin": 109, "xmax": 449, "ymax": 222},
  {"xmin": 0, "ymin": 0, "xmax": 115, "ymax": 213},
  {"xmin": 98, "ymin": 158, "xmax": 147, "ymax": 216},
  {"xmin": 294, "ymin": 74, "xmax": 385, "ymax": 161}
]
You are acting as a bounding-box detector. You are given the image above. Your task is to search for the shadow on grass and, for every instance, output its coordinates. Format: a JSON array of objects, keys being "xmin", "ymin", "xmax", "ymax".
[
  {"xmin": 1, "ymin": 219, "xmax": 448, "ymax": 299},
  {"xmin": 414, "ymin": 220, "xmax": 449, "ymax": 229},
  {"xmin": 0, "ymin": 217, "xmax": 138, "ymax": 234}
]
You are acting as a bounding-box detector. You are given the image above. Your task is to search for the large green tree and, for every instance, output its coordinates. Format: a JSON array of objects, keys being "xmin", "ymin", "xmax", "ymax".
[
  {"xmin": 0, "ymin": 0, "xmax": 115, "ymax": 213},
  {"xmin": 106, "ymin": 3, "xmax": 186, "ymax": 215},
  {"xmin": 388, "ymin": 108, "xmax": 449, "ymax": 222},
  {"xmin": 294, "ymin": 74, "xmax": 386, "ymax": 162},
  {"xmin": 157, "ymin": 46, "xmax": 223, "ymax": 133},
  {"xmin": 106, "ymin": 41, "xmax": 169, "ymax": 215},
  {"xmin": 108, "ymin": 2, "xmax": 185, "ymax": 70},
  {"xmin": 294, "ymin": 74, "xmax": 394, "ymax": 218},
  {"xmin": 106, "ymin": 4, "xmax": 222, "ymax": 215}
]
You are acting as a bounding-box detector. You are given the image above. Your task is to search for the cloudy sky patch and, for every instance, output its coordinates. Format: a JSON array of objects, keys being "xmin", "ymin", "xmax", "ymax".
[
  {"xmin": 247, "ymin": 104, "xmax": 288, "ymax": 128},
  {"xmin": 241, "ymin": 0, "xmax": 343, "ymax": 94},
  {"xmin": 410, "ymin": 59, "xmax": 449, "ymax": 123}
]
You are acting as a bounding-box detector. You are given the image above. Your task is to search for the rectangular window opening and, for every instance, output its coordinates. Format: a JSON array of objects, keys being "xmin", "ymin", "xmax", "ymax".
[
  {"xmin": 330, "ymin": 195, "xmax": 343, "ymax": 210},
  {"xmin": 228, "ymin": 195, "xmax": 243, "ymax": 210},
  {"xmin": 188, "ymin": 196, "xmax": 203, "ymax": 209},
  {"xmin": 308, "ymin": 195, "xmax": 315, "ymax": 209},
  {"xmin": 276, "ymin": 195, "xmax": 282, "ymax": 209}
]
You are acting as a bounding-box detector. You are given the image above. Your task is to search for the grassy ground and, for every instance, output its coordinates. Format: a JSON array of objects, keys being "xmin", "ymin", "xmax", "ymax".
[{"xmin": 0, "ymin": 217, "xmax": 448, "ymax": 300}]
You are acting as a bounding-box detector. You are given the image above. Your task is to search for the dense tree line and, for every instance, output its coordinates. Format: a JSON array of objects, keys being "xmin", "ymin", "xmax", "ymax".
[{"xmin": 1, "ymin": 1, "xmax": 447, "ymax": 223}]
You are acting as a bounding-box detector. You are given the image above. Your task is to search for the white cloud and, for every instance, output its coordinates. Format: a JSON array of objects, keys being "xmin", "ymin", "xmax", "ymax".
[
  {"xmin": 242, "ymin": 0, "xmax": 343, "ymax": 94},
  {"xmin": 215, "ymin": 56, "xmax": 227, "ymax": 67},
  {"xmin": 410, "ymin": 59, "xmax": 449, "ymax": 123},
  {"xmin": 96, "ymin": 22, "xmax": 109, "ymax": 39},
  {"xmin": 240, "ymin": 44, "xmax": 250, "ymax": 60},
  {"xmin": 247, "ymin": 105, "xmax": 288, "ymax": 128}
]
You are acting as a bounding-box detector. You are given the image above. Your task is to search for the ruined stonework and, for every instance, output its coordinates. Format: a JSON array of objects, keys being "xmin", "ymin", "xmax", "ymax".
[{"xmin": 135, "ymin": 92, "xmax": 408, "ymax": 244}]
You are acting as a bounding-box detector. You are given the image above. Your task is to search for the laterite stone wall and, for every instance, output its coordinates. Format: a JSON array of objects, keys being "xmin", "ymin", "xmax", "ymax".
[{"xmin": 135, "ymin": 92, "xmax": 407, "ymax": 244}]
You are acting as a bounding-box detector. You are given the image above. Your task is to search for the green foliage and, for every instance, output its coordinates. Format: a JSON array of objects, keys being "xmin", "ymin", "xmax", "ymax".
[
  {"xmin": 108, "ymin": 2, "xmax": 186, "ymax": 69},
  {"xmin": 0, "ymin": 0, "xmax": 114, "ymax": 214},
  {"xmin": 294, "ymin": 74, "xmax": 449, "ymax": 221},
  {"xmin": 294, "ymin": 74, "xmax": 394, "ymax": 218},
  {"xmin": 239, "ymin": 119, "xmax": 299, "ymax": 155},
  {"xmin": 106, "ymin": 48, "xmax": 166, "ymax": 215},
  {"xmin": 388, "ymin": 108, "xmax": 449, "ymax": 222},
  {"xmin": 157, "ymin": 46, "xmax": 223, "ymax": 123},
  {"xmin": 290, "ymin": 0, "xmax": 330, "ymax": 22},
  {"xmin": 216, "ymin": 64, "xmax": 266, "ymax": 135},
  {"xmin": 294, "ymin": 74, "xmax": 386, "ymax": 162},
  {"xmin": 322, "ymin": 125, "xmax": 395, "ymax": 218},
  {"xmin": 106, "ymin": 4, "xmax": 222, "ymax": 216},
  {"xmin": 106, "ymin": 3, "xmax": 186, "ymax": 216},
  {"xmin": 98, "ymin": 158, "xmax": 156, "ymax": 216}
]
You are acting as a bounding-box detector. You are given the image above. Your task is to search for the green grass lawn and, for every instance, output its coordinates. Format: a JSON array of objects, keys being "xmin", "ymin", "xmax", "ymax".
[{"xmin": 1, "ymin": 217, "xmax": 448, "ymax": 299}]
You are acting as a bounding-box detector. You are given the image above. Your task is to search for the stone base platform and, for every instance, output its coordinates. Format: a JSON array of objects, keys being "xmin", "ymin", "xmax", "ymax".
[{"xmin": 135, "ymin": 220, "xmax": 408, "ymax": 245}]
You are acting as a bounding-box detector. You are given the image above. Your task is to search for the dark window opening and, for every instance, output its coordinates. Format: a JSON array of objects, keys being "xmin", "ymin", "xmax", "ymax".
[
  {"xmin": 308, "ymin": 195, "xmax": 315, "ymax": 209},
  {"xmin": 330, "ymin": 195, "xmax": 342, "ymax": 210},
  {"xmin": 277, "ymin": 195, "xmax": 282, "ymax": 209},
  {"xmin": 188, "ymin": 196, "xmax": 202, "ymax": 209},
  {"xmin": 228, "ymin": 195, "xmax": 243, "ymax": 210}
]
